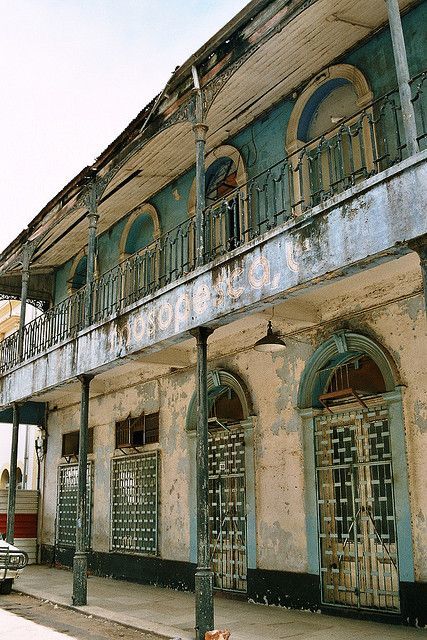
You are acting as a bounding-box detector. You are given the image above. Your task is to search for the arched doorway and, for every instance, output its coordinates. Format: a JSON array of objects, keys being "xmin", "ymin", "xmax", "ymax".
[
  {"xmin": 298, "ymin": 332, "xmax": 414, "ymax": 613},
  {"xmin": 187, "ymin": 370, "xmax": 256, "ymax": 593}
]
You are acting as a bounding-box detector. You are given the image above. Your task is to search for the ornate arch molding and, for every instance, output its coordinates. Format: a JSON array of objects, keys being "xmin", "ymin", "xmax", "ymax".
[
  {"xmin": 119, "ymin": 203, "xmax": 161, "ymax": 260},
  {"xmin": 297, "ymin": 331, "xmax": 399, "ymax": 409},
  {"xmin": 286, "ymin": 64, "xmax": 373, "ymax": 154},
  {"xmin": 186, "ymin": 369, "xmax": 253, "ymax": 431},
  {"xmin": 187, "ymin": 145, "xmax": 248, "ymax": 216}
]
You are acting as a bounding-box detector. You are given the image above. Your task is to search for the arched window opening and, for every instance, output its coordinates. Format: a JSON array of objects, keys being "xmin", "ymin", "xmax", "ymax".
[
  {"xmin": 209, "ymin": 386, "xmax": 245, "ymax": 428},
  {"xmin": 287, "ymin": 65, "xmax": 374, "ymax": 212},
  {"xmin": 205, "ymin": 156, "xmax": 241, "ymax": 253},
  {"xmin": 118, "ymin": 205, "xmax": 161, "ymax": 304},
  {"xmin": 206, "ymin": 157, "xmax": 238, "ymax": 205},
  {"xmin": 318, "ymin": 354, "xmax": 387, "ymax": 411},
  {"xmin": 0, "ymin": 469, "xmax": 9, "ymax": 489},
  {"xmin": 70, "ymin": 256, "xmax": 87, "ymax": 293},
  {"xmin": 188, "ymin": 146, "xmax": 247, "ymax": 260},
  {"xmin": 16, "ymin": 467, "xmax": 23, "ymax": 489},
  {"xmin": 124, "ymin": 213, "xmax": 155, "ymax": 255}
]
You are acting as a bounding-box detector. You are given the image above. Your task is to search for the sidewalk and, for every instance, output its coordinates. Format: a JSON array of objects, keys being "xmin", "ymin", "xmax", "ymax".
[{"xmin": 14, "ymin": 566, "xmax": 427, "ymax": 640}]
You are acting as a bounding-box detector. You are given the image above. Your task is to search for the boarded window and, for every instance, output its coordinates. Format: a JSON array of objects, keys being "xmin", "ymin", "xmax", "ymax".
[
  {"xmin": 110, "ymin": 453, "xmax": 159, "ymax": 554},
  {"xmin": 61, "ymin": 428, "xmax": 94, "ymax": 458},
  {"xmin": 56, "ymin": 463, "xmax": 92, "ymax": 548},
  {"xmin": 115, "ymin": 413, "xmax": 159, "ymax": 449}
]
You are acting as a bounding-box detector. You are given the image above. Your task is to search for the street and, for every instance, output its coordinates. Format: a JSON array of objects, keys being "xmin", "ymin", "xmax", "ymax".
[{"xmin": 0, "ymin": 592, "xmax": 165, "ymax": 640}]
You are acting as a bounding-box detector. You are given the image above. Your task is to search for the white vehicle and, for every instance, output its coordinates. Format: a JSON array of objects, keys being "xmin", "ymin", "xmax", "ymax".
[{"xmin": 0, "ymin": 538, "xmax": 28, "ymax": 594}]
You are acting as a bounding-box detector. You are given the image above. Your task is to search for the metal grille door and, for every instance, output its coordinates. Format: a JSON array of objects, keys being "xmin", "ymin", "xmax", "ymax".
[
  {"xmin": 208, "ymin": 428, "xmax": 247, "ymax": 592},
  {"xmin": 56, "ymin": 464, "xmax": 92, "ymax": 547},
  {"xmin": 111, "ymin": 453, "xmax": 158, "ymax": 554},
  {"xmin": 315, "ymin": 406, "xmax": 400, "ymax": 611}
]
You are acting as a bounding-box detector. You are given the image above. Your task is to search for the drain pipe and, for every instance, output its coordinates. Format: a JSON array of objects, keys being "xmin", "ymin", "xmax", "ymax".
[{"xmin": 192, "ymin": 66, "xmax": 209, "ymax": 268}]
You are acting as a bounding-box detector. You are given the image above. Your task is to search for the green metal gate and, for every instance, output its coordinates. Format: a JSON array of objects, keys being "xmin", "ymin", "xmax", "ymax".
[
  {"xmin": 208, "ymin": 427, "xmax": 247, "ymax": 592},
  {"xmin": 56, "ymin": 463, "xmax": 92, "ymax": 548},
  {"xmin": 315, "ymin": 405, "xmax": 400, "ymax": 611}
]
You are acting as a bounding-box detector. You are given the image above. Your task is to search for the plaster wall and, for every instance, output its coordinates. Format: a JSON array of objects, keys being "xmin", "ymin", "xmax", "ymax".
[{"xmin": 40, "ymin": 294, "xmax": 427, "ymax": 582}]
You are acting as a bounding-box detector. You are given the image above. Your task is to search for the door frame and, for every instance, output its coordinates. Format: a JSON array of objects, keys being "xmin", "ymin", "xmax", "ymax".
[
  {"xmin": 297, "ymin": 332, "xmax": 415, "ymax": 600},
  {"xmin": 186, "ymin": 370, "xmax": 257, "ymax": 585}
]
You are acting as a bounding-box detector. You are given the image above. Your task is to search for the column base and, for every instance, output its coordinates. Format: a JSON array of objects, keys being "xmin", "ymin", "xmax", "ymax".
[
  {"xmin": 195, "ymin": 566, "xmax": 214, "ymax": 640},
  {"xmin": 72, "ymin": 551, "xmax": 88, "ymax": 606}
]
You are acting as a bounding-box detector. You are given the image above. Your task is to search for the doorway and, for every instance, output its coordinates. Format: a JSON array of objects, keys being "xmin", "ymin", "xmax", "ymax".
[{"xmin": 314, "ymin": 355, "xmax": 400, "ymax": 611}]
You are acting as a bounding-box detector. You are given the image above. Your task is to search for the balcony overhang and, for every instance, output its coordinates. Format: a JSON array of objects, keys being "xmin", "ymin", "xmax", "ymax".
[
  {"xmin": 0, "ymin": 272, "xmax": 54, "ymax": 309},
  {"xmin": 0, "ymin": 0, "xmax": 419, "ymax": 275},
  {"xmin": 0, "ymin": 401, "xmax": 46, "ymax": 426},
  {"xmin": 0, "ymin": 151, "xmax": 426, "ymax": 406}
]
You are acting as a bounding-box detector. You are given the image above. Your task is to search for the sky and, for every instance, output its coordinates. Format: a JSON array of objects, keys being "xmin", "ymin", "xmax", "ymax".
[{"xmin": 0, "ymin": 0, "xmax": 249, "ymax": 254}]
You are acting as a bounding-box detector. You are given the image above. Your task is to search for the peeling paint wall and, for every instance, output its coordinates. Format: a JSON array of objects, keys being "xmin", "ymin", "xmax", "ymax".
[{"xmin": 40, "ymin": 294, "xmax": 427, "ymax": 583}]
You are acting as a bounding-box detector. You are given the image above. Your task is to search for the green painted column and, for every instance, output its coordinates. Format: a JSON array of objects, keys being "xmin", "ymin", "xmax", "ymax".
[
  {"xmin": 17, "ymin": 245, "xmax": 34, "ymax": 361},
  {"xmin": 385, "ymin": 0, "xmax": 419, "ymax": 156},
  {"xmin": 72, "ymin": 374, "xmax": 93, "ymax": 606},
  {"xmin": 6, "ymin": 404, "xmax": 20, "ymax": 543},
  {"xmin": 84, "ymin": 183, "xmax": 99, "ymax": 327},
  {"xmin": 190, "ymin": 326, "xmax": 214, "ymax": 640},
  {"xmin": 192, "ymin": 69, "xmax": 208, "ymax": 269}
]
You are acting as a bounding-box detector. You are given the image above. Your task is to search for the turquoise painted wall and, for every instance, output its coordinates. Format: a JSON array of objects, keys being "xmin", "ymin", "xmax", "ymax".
[{"xmin": 53, "ymin": 2, "xmax": 426, "ymax": 303}]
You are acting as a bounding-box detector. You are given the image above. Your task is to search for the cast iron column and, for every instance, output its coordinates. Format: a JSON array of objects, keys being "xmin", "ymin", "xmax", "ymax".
[
  {"xmin": 6, "ymin": 404, "xmax": 20, "ymax": 543},
  {"xmin": 190, "ymin": 326, "xmax": 214, "ymax": 640},
  {"xmin": 72, "ymin": 374, "xmax": 93, "ymax": 606},
  {"xmin": 84, "ymin": 184, "xmax": 99, "ymax": 327},
  {"xmin": 193, "ymin": 73, "xmax": 208, "ymax": 268},
  {"xmin": 385, "ymin": 0, "xmax": 419, "ymax": 156},
  {"xmin": 17, "ymin": 246, "xmax": 33, "ymax": 361}
]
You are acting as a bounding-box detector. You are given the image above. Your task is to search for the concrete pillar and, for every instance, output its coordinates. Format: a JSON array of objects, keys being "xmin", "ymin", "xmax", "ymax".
[
  {"xmin": 190, "ymin": 326, "xmax": 214, "ymax": 640},
  {"xmin": 72, "ymin": 374, "xmax": 93, "ymax": 606},
  {"xmin": 6, "ymin": 404, "xmax": 20, "ymax": 543},
  {"xmin": 385, "ymin": 0, "xmax": 419, "ymax": 156}
]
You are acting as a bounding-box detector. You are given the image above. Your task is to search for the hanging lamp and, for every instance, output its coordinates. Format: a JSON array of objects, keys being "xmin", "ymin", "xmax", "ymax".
[{"xmin": 253, "ymin": 321, "xmax": 286, "ymax": 352}]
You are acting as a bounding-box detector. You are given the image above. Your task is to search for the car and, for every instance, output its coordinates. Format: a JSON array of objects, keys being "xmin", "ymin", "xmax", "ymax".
[{"xmin": 0, "ymin": 538, "xmax": 28, "ymax": 594}]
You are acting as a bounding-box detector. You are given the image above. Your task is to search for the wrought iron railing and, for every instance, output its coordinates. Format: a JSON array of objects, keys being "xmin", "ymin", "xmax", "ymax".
[{"xmin": 0, "ymin": 75, "xmax": 426, "ymax": 373}]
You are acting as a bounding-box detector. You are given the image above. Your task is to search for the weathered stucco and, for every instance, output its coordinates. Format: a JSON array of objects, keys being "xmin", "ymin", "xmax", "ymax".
[
  {"xmin": 39, "ymin": 293, "xmax": 427, "ymax": 582},
  {"xmin": 2, "ymin": 151, "xmax": 427, "ymax": 408}
]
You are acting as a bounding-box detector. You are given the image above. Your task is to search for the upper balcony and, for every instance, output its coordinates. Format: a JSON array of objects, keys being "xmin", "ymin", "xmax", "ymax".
[{"xmin": 0, "ymin": 70, "xmax": 426, "ymax": 385}]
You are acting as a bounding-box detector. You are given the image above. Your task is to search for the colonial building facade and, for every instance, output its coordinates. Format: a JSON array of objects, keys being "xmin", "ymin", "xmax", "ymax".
[{"xmin": 0, "ymin": 0, "xmax": 426, "ymax": 635}]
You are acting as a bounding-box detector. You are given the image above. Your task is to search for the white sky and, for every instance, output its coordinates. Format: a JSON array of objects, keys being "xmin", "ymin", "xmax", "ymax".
[{"xmin": 0, "ymin": 0, "xmax": 249, "ymax": 254}]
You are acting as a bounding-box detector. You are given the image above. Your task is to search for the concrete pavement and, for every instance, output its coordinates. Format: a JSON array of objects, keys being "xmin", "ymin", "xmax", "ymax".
[{"xmin": 13, "ymin": 566, "xmax": 427, "ymax": 640}]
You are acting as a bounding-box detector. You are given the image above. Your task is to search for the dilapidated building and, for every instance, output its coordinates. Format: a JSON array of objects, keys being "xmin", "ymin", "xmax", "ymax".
[{"xmin": 1, "ymin": 0, "xmax": 426, "ymax": 635}]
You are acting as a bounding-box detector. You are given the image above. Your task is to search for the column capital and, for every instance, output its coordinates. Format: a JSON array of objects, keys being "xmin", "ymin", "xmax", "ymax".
[
  {"xmin": 193, "ymin": 122, "xmax": 209, "ymax": 142},
  {"xmin": 190, "ymin": 326, "xmax": 214, "ymax": 343},
  {"xmin": 77, "ymin": 373, "xmax": 95, "ymax": 385}
]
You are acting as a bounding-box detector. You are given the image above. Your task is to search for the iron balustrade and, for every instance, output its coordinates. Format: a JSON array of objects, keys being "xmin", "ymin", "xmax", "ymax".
[{"xmin": 0, "ymin": 77, "xmax": 426, "ymax": 373}]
